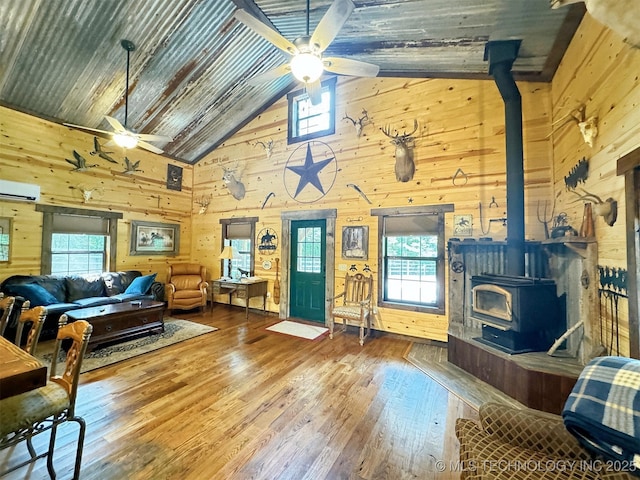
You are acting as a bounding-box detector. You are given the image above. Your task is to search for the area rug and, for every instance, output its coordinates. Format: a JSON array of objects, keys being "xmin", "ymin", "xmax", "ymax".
[
  {"xmin": 36, "ymin": 318, "xmax": 217, "ymax": 373},
  {"xmin": 266, "ymin": 320, "xmax": 328, "ymax": 340}
]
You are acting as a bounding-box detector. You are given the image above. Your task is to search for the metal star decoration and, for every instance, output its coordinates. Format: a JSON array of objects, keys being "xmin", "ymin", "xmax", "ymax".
[
  {"xmin": 283, "ymin": 140, "xmax": 338, "ymax": 203},
  {"xmin": 286, "ymin": 143, "xmax": 334, "ymax": 198}
]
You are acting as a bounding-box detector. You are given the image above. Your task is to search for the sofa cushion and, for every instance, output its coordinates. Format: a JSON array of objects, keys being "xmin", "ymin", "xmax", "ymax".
[
  {"xmin": 72, "ymin": 296, "xmax": 120, "ymax": 308},
  {"xmin": 110, "ymin": 293, "xmax": 153, "ymax": 302},
  {"xmin": 66, "ymin": 275, "xmax": 106, "ymax": 302},
  {"xmin": 5, "ymin": 283, "xmax": 59, "ymax": 306},
  {"xmin": 32, "ymin": 277, "xmax": 67, "ymax": 302},
  {"xmin": 124, "ymin": 273, "xmax": 156, "ymax": 295},
  {"xmin": 41, "ymin": 303, "xmax": 83, "ymax": 315}
]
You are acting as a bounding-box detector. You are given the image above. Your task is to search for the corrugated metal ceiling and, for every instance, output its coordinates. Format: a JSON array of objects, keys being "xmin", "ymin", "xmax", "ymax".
[{"xmin": 0, "ymin": 0, "xmax": 584, "ymax": 164}]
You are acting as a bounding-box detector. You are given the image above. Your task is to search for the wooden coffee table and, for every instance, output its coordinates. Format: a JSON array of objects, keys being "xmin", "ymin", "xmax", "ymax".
[{"xmin": 65, "ymin": 299, "xmax": 165, "ymax": 352}]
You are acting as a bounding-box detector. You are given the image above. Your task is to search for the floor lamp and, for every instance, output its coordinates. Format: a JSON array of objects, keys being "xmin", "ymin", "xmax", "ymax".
[{"xmin": 219, "ymin": 245, "xmax": 238, "ymax": 279}]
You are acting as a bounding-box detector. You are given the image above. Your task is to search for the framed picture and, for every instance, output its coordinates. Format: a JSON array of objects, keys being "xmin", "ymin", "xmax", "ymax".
[
  {"xmin": 342, "ymin": 225, "xmax": 368, "ymax": 260},
  {"xmin": 0, "ymin": 217, "xmax": 12, "ymax": 262},
  {"xmin": 167, "ymin": 164, "xmax": 183, "ymax": 191},
  {"xmin": 453, "ymin": 214, "xmax": 473, "ymax": 236},
  {"xmin": 130, "ymin": 220, "xmax": 180, "ymax": 256}
]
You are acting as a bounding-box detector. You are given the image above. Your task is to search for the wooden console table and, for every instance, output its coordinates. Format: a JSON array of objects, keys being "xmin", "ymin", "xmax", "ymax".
[{"xmin": 211, "ymin": 278, "xmax": 268, "ymax": 318}]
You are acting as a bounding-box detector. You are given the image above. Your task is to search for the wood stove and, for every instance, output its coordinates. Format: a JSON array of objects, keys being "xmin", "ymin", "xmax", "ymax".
[{"xmin": 471, "ymin": 273, "xmax": 564, "ymax": 353}]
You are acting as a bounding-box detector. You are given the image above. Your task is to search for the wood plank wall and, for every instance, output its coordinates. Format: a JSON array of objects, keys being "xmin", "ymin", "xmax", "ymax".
[
  {"xmin": 4, "ymin": 14, "xmax": 636, "ymax": 345},
  {"xmin": 0, "ymin": 107, "xmax": 194, "ymax": 284},
  {"xmin": 550, "ymin": 14, "xmax": 640, "ymax": 356},
  {"xmin": 192, "ymin": 76, "xmax": 554, "ymax": 341}
]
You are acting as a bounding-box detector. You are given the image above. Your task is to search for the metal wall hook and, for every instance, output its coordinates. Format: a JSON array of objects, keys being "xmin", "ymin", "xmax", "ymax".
[{"xmin": 452, "ymin": 168, "xmax": 468, "ymax": 186}]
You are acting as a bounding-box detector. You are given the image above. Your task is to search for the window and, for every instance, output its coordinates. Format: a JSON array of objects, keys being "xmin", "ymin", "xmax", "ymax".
[
  {"xmin": 36, "ymin": 205, "xmax": 121, "ymax": 274},
  {"xmin": 287, "ymin": 77, "xmax": 336, "ymax": 144},
  {"xmin": 51, "ymin": 233, "xmax": 106, "ymax": 275},
  {"xmin": 0, "ymin": 218, "xmax": 11, "ymax": 262},
  {"xmin": 372, "ymin": 205, "xmax": 454, "ymax": 315},
  {"xmin": 220, "ymin": 217, "xmax": 258, "ymax": 279}
]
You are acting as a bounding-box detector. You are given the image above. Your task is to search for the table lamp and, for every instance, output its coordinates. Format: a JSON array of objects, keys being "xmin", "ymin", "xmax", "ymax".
[{"xmin": 219, "ymin": 245, "xmax": 239, "ymax": 279}]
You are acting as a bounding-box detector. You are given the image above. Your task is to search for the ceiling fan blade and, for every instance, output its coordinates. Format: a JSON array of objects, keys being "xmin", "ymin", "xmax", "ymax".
[
  {"xmin": 63, "ymin": 122, "xmax": 114, "ymax": 136},
  {"xmin": 104, "ymin": 115, "xmax": 126, "ymax": 133},
  {"xmin": 234, "ymin": 9, "xmax": 298, "ymax": 55},
  {"xmin": 310, "ymin": 0, "xmax": 355, "ymax": 52},
  {"xmin": 306, "ymin": 80, "xmax": 323, "ymax": 106},
  {"xmin": 137, "ymin": 140, "xmax": 164, "ymax": 154},
  {"xmin": 323, "ymin": 57, "xmax": 379, "ymax": 77},
  {"xmin": 247, "ymin": 63, "xmax": 292, "ymax": 85},
  {"xmin": 137, "ymin": 133, "xmax": 173, "ymax": 142}
]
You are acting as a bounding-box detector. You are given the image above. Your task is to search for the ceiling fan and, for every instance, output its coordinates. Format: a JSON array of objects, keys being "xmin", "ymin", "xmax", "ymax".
[
  {"xmin": 64, "ymin": 39, "xmax": 172, "ymax": 155},
  {"xmin": 234, "ymin": 0, "xmax": 379, "ymax": 104}
]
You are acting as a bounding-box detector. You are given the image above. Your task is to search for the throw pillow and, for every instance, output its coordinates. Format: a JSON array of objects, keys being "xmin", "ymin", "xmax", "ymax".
[
  {"xmin": 7, "ymin": 283, "xmax": 59, "ymax": 306},
  {"xmin": 124, "ymin": 273, "xmax": 157, "ymax": 295}
]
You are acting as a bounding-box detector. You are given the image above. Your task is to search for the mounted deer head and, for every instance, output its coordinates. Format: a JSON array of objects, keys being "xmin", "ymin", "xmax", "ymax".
[
  {"xmin": 254, "ymin": 139, "xmax": 274, "ymax": 160},
  {"xmin": 218, "ymin": 160, "xmax": 246, "ymax": 201},
  {"xmin": 381, "ymin": 120, "xmax": 419, "ymax": 182},
  {"xmin": 570, "ymin": 188, "xmax": 618, "ymax": 226},
  {"xmin": 195, "ymin": 194, "xmax": 212, "ymax": 214},
  {"xmin": 343, "ymin": 109, "xmax": 371, "ymax": 138}
]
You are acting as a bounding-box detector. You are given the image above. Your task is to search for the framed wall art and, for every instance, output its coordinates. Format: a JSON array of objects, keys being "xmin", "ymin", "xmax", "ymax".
[
  {"xmin": 130, "ymin": 220, "xmax": 180, "ymax": 256},
  {"xmin": 167, "ymin": 164, "xmax": 183, "ymax": 191},
  {"xmin": 342, "ymin": 225, "xmax": 368, "ymax": 260},
  {"xmin": 453, "ymin": 214, "xmax": 473, "ymax": 236},
  {"xmin": 0, "ymin": 217, "xmax": 12, "ymax": 262}
]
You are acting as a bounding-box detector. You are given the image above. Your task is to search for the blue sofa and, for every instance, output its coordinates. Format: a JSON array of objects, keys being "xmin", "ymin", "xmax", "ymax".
[{"xmin": 0, "ymin": 270, "xmax": 164, "ymax": 340}]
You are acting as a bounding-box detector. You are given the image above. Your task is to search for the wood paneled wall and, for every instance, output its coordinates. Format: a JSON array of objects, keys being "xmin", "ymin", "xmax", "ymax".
[
  {"xmin": 192, "ymin": 76, "xmax": 554, "ymax": 341},
  {"xmin": 550, "ymin": 14, "xmax": 640, "ymax": 356},
  {"xmin": 4, "ymin": 14, "xmax": 636, "ymax": 345},
  {"xmin": 0, "ymin": 107, "xmax": 193, "ymax": 283}
]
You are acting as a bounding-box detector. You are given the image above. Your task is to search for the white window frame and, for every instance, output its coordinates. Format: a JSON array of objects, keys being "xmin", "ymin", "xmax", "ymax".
[{"xmin": 287, "ymin": 77, "xmax": 336, "ymax": 144}]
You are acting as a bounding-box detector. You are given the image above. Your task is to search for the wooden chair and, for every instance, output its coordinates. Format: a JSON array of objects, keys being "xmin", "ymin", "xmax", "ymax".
[
  {"xmin": 0, "ymin": 293, "xmax": 16, "ymax": 337},
  {"xmin": 328, "ymin": 273, "xmax": 373, "ymax": 346},
  {"xmin": 0, "ymin": 315, "xmax": 93, "ymax": 479},
  {"xmin": 14, "ymin": 301, "xmax": 47, "ymax": 355},
  {"xmin": 165, "ymin": 264, "xmax": 208, "ymax": 312}
]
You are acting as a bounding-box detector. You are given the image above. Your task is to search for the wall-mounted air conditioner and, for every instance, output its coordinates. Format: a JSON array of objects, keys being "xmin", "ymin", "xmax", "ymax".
[{"xmin": 0, "ymin": 179, "xmax": 41, "ymax": 202}]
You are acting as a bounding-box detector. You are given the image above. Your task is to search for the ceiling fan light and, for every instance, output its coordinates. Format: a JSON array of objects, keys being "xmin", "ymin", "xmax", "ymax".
[
  {"xmin": 113, "ymin": 132, "xmax": 138, "ymax": 149},
  {"xmin": 290, "ymin": 53, "xmax": 324, "ymax": 84}
]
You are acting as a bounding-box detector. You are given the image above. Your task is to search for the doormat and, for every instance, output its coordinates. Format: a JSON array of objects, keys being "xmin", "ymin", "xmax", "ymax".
[
  {"xmin": 266, "ymin": 320, "xmax": 328, "ymax": 340},
  {"xmin": 37, "ymin": 318, "xmax": 217, "ymax": 373}
]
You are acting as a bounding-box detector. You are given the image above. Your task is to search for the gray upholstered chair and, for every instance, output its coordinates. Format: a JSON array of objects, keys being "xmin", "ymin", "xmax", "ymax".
[{"xmin": 0, "ymin": 316, "xmax": 93, "ymax": 479}]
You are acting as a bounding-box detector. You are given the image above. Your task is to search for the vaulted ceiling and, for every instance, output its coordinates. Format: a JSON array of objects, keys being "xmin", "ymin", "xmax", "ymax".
[{"xmin": 0, "ymin": 0, "xmax": 584, "ymax": 164}]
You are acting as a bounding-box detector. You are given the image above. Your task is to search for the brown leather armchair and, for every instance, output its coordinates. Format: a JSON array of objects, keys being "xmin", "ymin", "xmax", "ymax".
[{"xmin": 165, "ymin": 264, "xmax": 208, "ymax": 311}]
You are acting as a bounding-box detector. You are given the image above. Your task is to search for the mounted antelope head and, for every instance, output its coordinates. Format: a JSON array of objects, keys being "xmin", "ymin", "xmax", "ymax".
[
  {"xmin": 254, "ymin": 139, "xmax": 274, "ymax": 160},
  {"xmin": 570, "ymin": 188, "xmax": 618, "ymax": 226},
  {"xmin": 218, "ymin": 160, "xmax": 246, "ymax": 201},
  {"xmin": 381, "ymin": 120, "xmax": 419, "ymax": 182},
  {"xmin": 343, "ymin": 109, "xmax": 371, "ymax": 138},
  {"xmin": 195, "ymin": 194, "xmax": 212, "ymax": 214}
]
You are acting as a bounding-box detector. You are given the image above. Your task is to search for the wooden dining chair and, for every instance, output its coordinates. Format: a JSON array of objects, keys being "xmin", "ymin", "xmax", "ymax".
[
  {"xmin": 0, "ymin": 315, "xmax": 93, "ymax": 479},
  {"xmin": 0, "ymin": 293, "xmax": 16, "ymax": 337},
  {"xmin": 14, "ymin": 300, "xmax": 47, "ymax": 355},
  {"xmin": 328, "ymin": 273, "xmax": 374, "ymax": 346}
]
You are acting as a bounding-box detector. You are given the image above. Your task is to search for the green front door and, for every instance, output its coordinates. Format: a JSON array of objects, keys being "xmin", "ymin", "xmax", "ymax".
[{"xmin": 290, "ymin": 219, "xmax": 326, "ymax": 322}]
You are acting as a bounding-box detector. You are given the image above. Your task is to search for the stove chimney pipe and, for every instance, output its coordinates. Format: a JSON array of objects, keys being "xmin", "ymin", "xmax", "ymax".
[{"xmin": 484, "ymin": 40, "xmax": 525, "ymax": 277}]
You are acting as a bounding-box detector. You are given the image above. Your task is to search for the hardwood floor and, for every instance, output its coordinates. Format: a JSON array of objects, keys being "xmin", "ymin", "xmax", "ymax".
[{"xmin": 1, "ymin": 306, "xmax": 477, "ymax": 480}]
